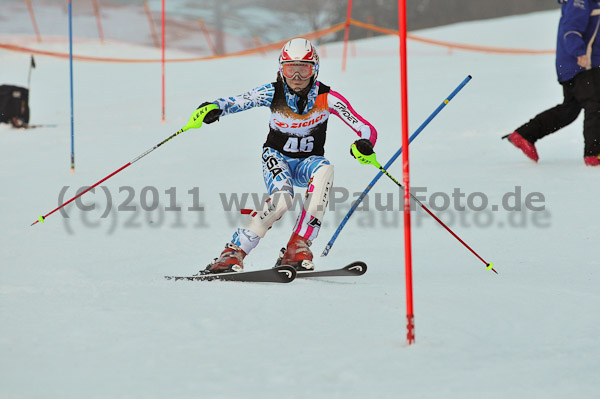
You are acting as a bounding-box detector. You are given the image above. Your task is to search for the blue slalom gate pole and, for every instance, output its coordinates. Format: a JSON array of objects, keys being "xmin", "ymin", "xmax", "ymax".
[
  {"xmin": 321, "ymin": 75, "xmax": 472, "ymax": 257},
  {"xmin": 69, "ymin": 0, "xmax": 75, "ymax": 172}
]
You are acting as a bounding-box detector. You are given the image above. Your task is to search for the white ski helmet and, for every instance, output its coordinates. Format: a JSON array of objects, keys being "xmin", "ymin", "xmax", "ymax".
[{"xmin": 278, "ymin": 38, "xmax": 319, "ymax": 80}]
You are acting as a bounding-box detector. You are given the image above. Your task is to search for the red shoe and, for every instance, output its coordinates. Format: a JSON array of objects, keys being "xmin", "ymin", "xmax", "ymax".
[
  {"xmin": 584, "ymin": 156, "xmax": 600, "ymax": 166},
  {"xmin": 279, "ymin": 233, "xmax": 315, "ymax": 271},
  {"xmin": 504, "ymin": 132, "xmax": 539, "ymax": 163},
  {"xmin": 203, "ymin": 243, "xmax": 246, "ymax": 274}
]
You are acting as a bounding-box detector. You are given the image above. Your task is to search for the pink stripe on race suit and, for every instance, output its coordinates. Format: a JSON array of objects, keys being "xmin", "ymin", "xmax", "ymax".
[
  {"xmin": 294, "ymin": 209, "xmax": 315, "ymax": 240},
  {"xmin": 305, "ymin": 221, "xmax": 314, "ymax": 240},
  {"xmin": 294, "ymin": 209, "xmax": 316, "ymax": 239},
  {"xmin": 294, "ymin": 208, "xmax": 307, "ymax": 237},
  {"xmin": 294, "ymin": 182, "xmax": 316, "ymax": 239},
  {"xmin": 328, "ymin": 90, "xmax": 378, "ymax": 146}
]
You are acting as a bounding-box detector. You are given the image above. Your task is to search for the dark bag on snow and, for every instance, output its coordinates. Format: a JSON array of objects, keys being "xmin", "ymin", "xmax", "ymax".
[{"xmin": 0, "ymin": 85, "xmax": 30, "ymax": 127}]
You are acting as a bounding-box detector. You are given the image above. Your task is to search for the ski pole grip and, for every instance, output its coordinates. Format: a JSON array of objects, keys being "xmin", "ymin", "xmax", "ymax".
[
  {"xmin": 351, "ymin": 144, "xmax": 381, "ymax": 167},
  {"xmin": 183, "ymin": 103, "xmax": 220, "ymax": 131}
]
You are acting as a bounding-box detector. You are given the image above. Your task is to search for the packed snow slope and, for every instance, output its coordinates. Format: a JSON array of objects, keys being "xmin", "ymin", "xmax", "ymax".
[{"xmin": 1, "ymin": 9, "xmax": 598, "ymax": 399}]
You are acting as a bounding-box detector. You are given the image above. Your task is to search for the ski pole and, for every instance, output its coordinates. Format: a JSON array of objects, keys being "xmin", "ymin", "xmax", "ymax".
[
  {"xmin": 321, "ymin": 75, "xmax": 472, "ymax": 257},
  {"xmin": 350, "ymin": 145, "xmax": 497, "ymax": 274},
  {"xmin": 31, "ymin": 104, "xmax": 219, "ymax": 226}
]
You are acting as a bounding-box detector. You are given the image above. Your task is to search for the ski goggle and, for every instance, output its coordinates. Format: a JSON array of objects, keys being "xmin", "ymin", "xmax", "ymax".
[{"xmin": 280, "ymin": 62, "xmax": 315, "ymax": 80}]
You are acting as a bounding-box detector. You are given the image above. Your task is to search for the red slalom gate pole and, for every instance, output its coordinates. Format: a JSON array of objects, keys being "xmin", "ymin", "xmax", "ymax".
[
  {"xmin": 341, "ymin": 0, "xmax": 353, "ymax": 72},
  {"xmin": 398, "ymin": 0, "xmax": 415, "ymax": 345},
  {"xmin": 161, "ymin": 0, "xmax": 166, "ymax": 122}
]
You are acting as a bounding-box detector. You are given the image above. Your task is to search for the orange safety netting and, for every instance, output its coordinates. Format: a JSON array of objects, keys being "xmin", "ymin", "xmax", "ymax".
[
  {"xmin": 350, "ymin": 19, "xmax": 555, "ymax": 55},
  {"xmin": 0, "ymin": 19, "xmax": 555, "ymax": 63},
  {"xmin": 0, "ymin": 23, "xmax": 346, "ymax": 63}
]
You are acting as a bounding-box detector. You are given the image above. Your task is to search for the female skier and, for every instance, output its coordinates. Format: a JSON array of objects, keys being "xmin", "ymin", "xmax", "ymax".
[{"xmin": 199, "ymin": 38, "xmax": 377, "ymax": 274}]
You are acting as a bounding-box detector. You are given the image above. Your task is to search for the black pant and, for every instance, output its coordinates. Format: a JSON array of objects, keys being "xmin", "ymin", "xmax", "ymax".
[{"xmin": 516, "ymin": 68, "xmax": 600, "ymax": 157}]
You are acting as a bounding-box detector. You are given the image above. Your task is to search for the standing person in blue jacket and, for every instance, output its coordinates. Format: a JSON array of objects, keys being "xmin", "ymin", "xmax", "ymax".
[{"xmin": 504, "ymin": 0, "xmax": 600, "ymax": 166}]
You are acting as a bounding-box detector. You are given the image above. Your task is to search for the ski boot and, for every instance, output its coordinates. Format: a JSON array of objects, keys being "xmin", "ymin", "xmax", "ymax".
[
  {"xmin": 584, "ymin": 155, "xmax": 600, "ymax": 166},
  {"xmin": 276, "ymin": 233, "xmax": 315, "ymax": 271},
  {"xmin": 202, "ymin": 242, "xmax": 246, "ymax": 274},
  {"xmin": 503, "ymin": 131, "xmax": 539, "ymax": 163}
]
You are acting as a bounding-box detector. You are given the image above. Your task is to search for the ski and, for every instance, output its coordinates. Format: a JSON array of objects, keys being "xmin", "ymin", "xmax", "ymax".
[
  {"xmin": 296, "ymin": 261, "xmax": 367, "ymax": 278},
  {"xmin": 164, "ymin": 265, "xmax": 296, "ymax": 283}
]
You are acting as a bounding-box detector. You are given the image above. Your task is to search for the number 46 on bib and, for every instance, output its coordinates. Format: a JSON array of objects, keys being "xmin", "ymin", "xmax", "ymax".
[{"xmin": 283, "ymin": 136, "xmax": 314, "ymax": 153}]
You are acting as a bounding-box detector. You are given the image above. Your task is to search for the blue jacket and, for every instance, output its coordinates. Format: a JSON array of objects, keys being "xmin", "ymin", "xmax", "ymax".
[{"xmin": 556, "ymin": 0, "xmax": 600, "ymax": 82}]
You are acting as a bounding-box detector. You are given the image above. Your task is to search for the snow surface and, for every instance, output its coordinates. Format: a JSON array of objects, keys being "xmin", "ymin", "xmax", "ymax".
[{"xmin": 1, "ymin": 9, "xmax": 599, "ymax": 399}]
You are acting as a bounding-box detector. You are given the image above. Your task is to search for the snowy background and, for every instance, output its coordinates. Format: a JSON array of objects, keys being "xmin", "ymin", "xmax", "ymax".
[{"xmin": 1, "ymin": 8, "xmax": 599, "ymax": 399}]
